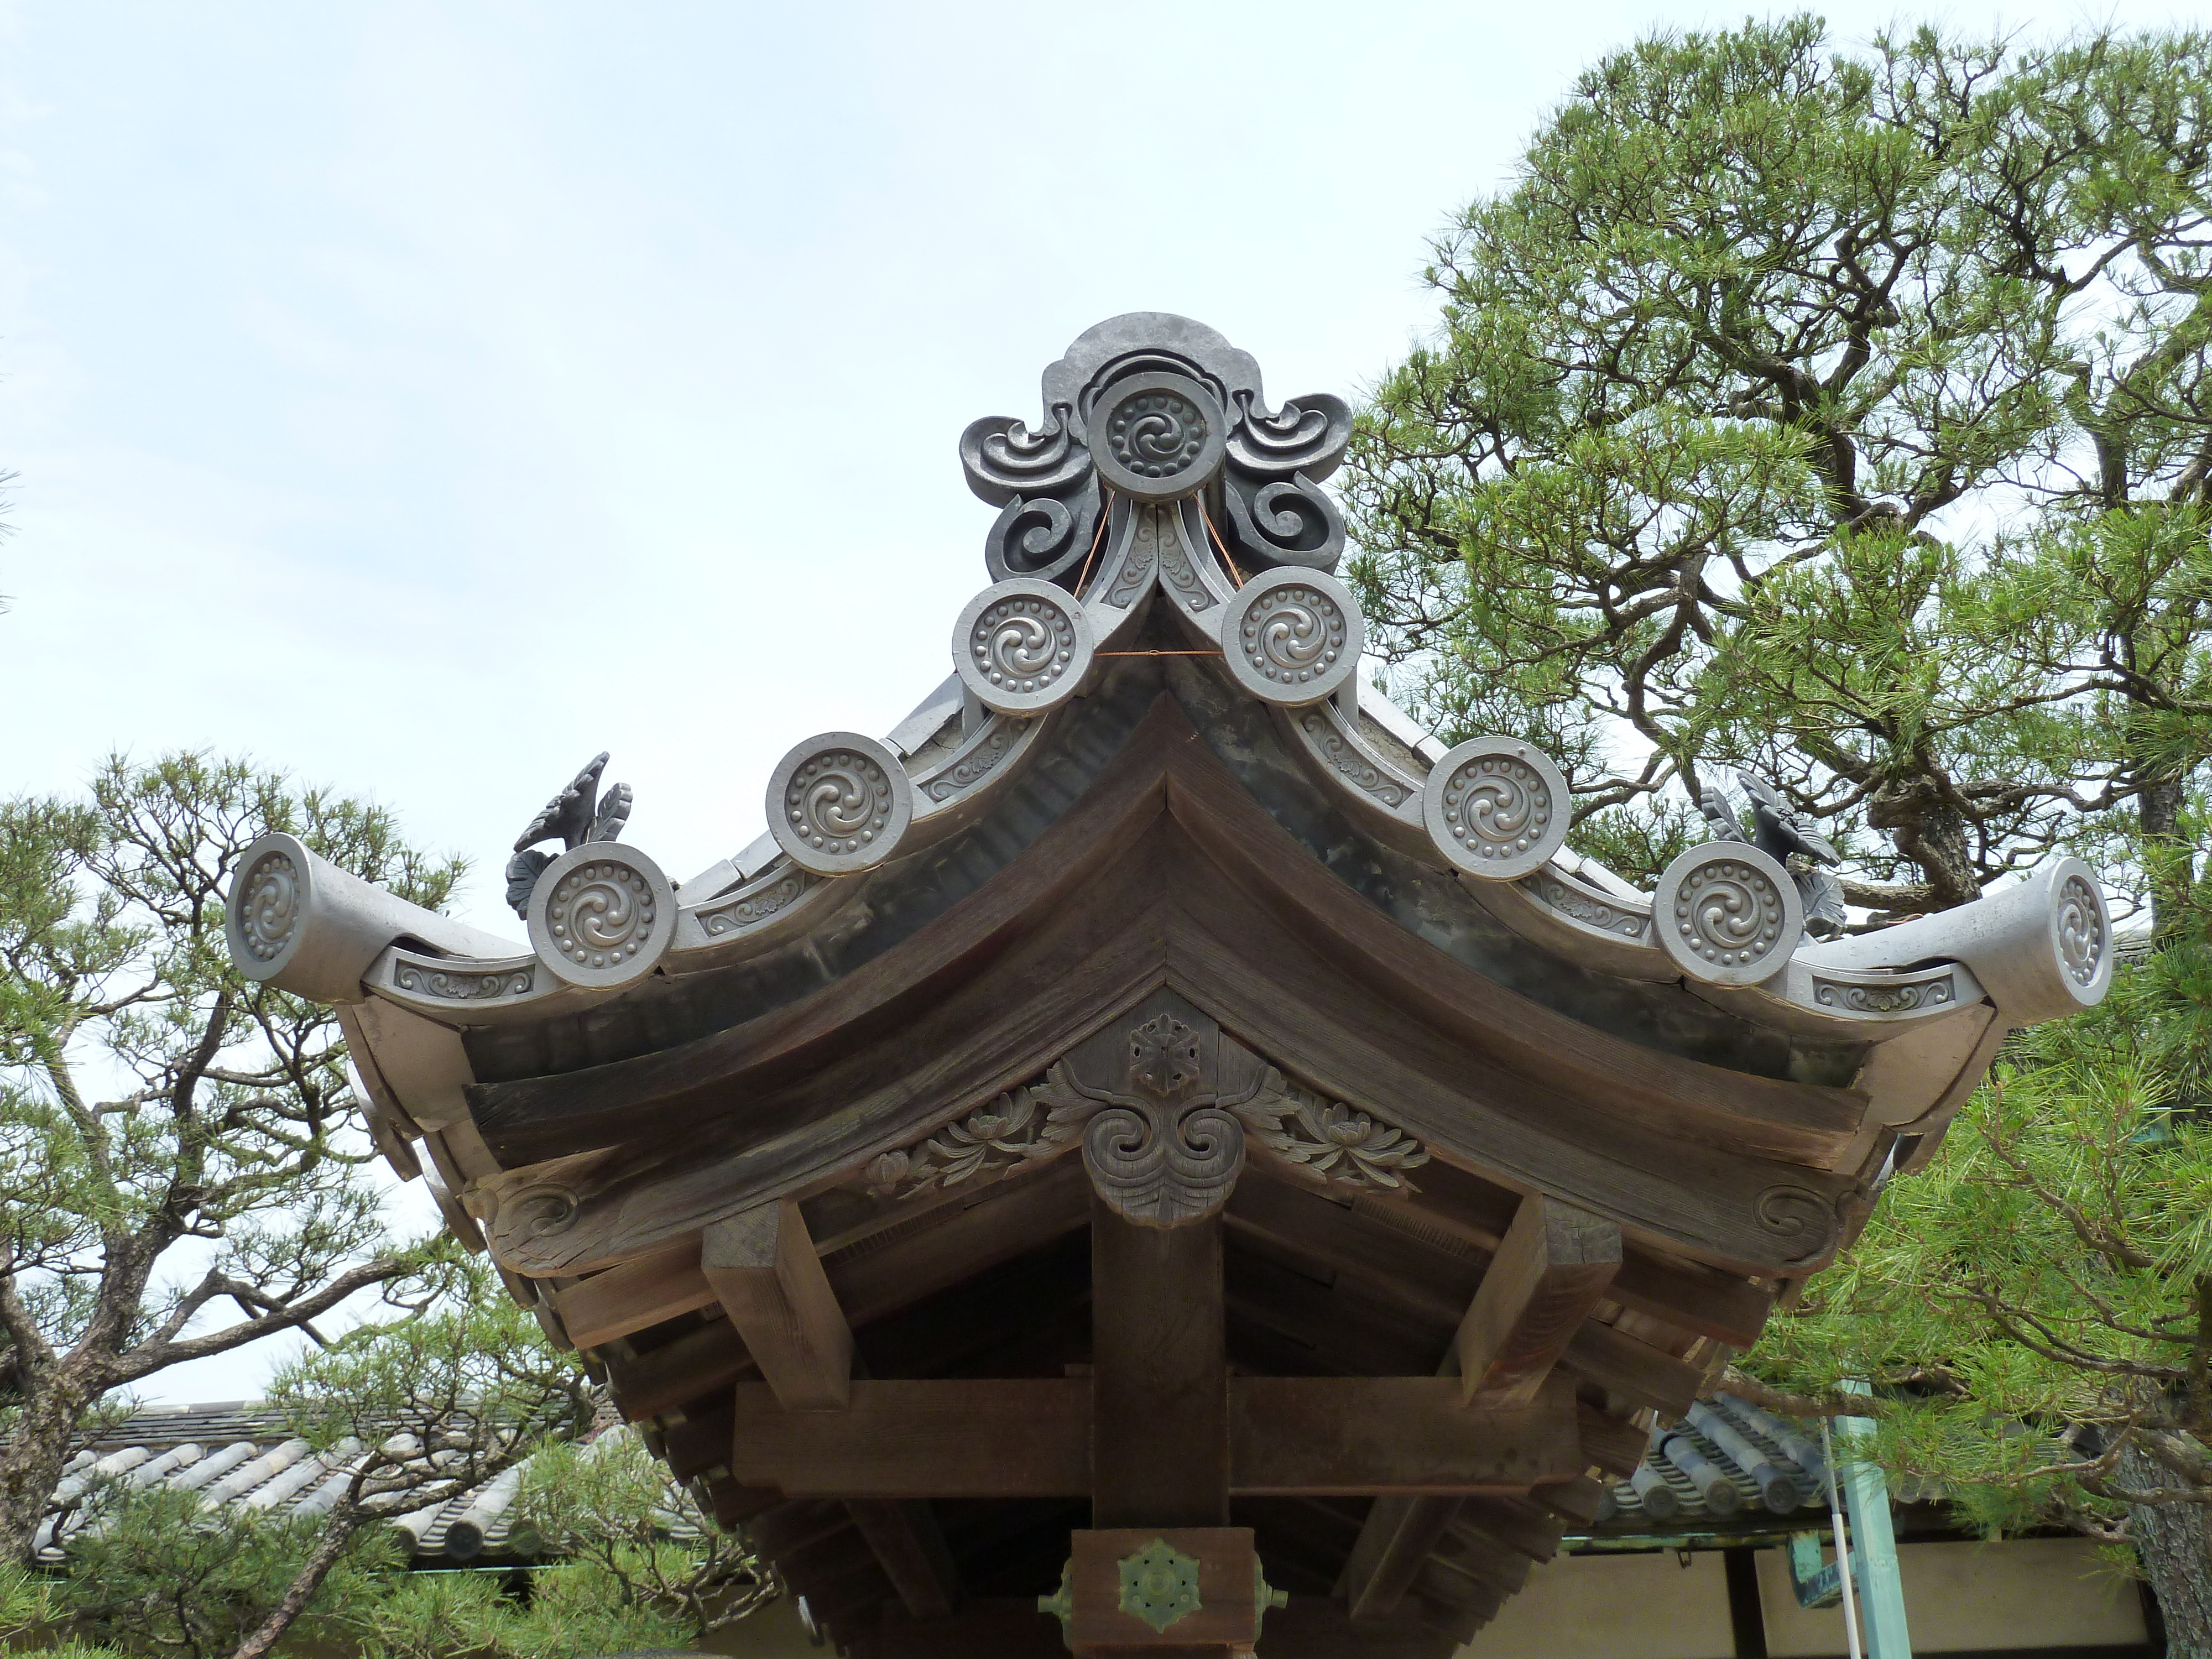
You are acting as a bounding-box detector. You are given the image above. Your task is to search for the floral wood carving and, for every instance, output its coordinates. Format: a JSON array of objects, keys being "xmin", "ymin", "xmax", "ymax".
[
  {"xmin": 864, "ymin": 1068, "xmax": 1093, "ymax": 1199},
  {"xmin": 1228, "ymin": 1067, "xmax": 1431, "ymax": 1192}
]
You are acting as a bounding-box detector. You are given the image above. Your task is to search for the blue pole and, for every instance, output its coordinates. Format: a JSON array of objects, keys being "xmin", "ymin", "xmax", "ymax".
[{"xmin": 1839, "ymin": 1380, "xmax": 1913, "ymax": 1659}]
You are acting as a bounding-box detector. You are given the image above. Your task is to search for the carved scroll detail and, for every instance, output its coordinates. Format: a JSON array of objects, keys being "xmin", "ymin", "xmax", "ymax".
[
  {"xmin": 505, "ymin": 1183, "xmax": 581, "ymax": 1238},
  {"xmin": 1812, "ymin": 975, "xmax": 1956, "ymax": 1014},
  {"xmin": 697, "ymin": 870, "xmax": 816, "ymax": 938},
  {"xmin": 1295, "ymin": 711, "xmax": 1413, "ymax": 807},
  {"xmin": 1228, "ymin": 1067, "xmax": 1431, "ymax": 1192},
  {"xmin": 1753, "ymin": 1184, "xmax": 1835, "ymax": 1264},
  {"xmin": 1522, "ymin": 871, "xmax": 1649, "ymax": 940},
  {"xmin": 1083, "ymin": 1102, "xmax": 1244, "ymax": 1228},
  {"xmin": 393, "ymin": 959, "xmax": 536, "ymax": 1000}
]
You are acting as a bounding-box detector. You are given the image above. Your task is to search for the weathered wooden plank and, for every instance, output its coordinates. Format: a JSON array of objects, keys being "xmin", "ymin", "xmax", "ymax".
[
  {"xmin": 703, "ymin": 1201, "xmax": 853, "ymax": 1411},
  {"xmin": 844, "ymin": 1500, "xmax": 960, "ymax": 1620},
  {"xmin": 1562, "ymin": 1319, "xmax": 1703, "ymax": 1420},
  {"xmin": 1092, "ymin": 1196, "xmax": 1229, "ymax": 1528},
  {"xmin": 1574, "ymin": 1403, "xmax": 1651, "ymax": 1478},
  {"xmin": 729, "ymin": 1379, "xmax": 1092, "ymax": 1497},
  {"xmin": 1455, "ymin": 1195, "xmax": 1621, "ymax": 1406},
  {"xmin": 726, "ymin": 1376, "xmax": 1584, "ymax": 1499},
  {"xmin": 1339, "ymin": 1496, "xmax": 1463, "ymax": 1624},
  {"xmin": 1230, "ymin": 1375, "xmax": 1581, "ymax": 1495},
  {"xmin": 554, "ymin": 1240, "xmax": 718, "ymax": 1350}
]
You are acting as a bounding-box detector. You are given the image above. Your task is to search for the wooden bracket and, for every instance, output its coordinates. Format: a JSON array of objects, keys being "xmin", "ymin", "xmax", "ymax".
[
  {"xmin": 1455, "ymin": 1193, "xmax": 1621, "ymax": 1406},
  {"xmin": 702, "ymin": 1199, "xmax": 853, "ymax": 1410}
]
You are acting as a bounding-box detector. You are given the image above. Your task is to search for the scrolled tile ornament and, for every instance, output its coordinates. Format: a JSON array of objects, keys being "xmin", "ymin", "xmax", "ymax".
[
  {"xmin": 233, "ymin": 844, "xmax": 301, "ymax": 964},
  {"xmin": 961, "ymin": 314, "xmax": 1353, "ymax": 581},
  {"xmin": 952, "ymin": 578, "xmax": 1096, "ymax": 716},
  {"xmin": 1653, "ymin": 841, "xmax": 1804, "ymax": 985},
  {"xmin": 768, "ymin": 732, "xmax": 915, "ymax": 877},
  {"xmin": 2054, "ymin": 872, "xmax": 2106, "ymax": 989},
  {"xmin": 1220, "ymin": 567, "xmax": 1363, "ymax": 706},
  {"xmin": 526, "ymin": 842, "xmax": 677, "ymax": 989},
  {"xmin": 1087, "ymin": 371, "xmax": 1228, "ymax": 504},
  {"xmin": 1422, "ymin": 737, "xmax": 1571, "ymax": 881}
]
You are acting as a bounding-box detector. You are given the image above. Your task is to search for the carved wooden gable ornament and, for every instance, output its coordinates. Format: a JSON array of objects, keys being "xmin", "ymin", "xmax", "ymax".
[{"xmin": 229, "ymin": 314, "xmax": 2110, "ymax": 1659}]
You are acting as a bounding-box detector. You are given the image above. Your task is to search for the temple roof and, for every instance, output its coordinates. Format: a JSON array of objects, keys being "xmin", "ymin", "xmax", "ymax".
[{"xmin": 223, "ymin": 314, "xmax": 2114, "ymax": 1659}]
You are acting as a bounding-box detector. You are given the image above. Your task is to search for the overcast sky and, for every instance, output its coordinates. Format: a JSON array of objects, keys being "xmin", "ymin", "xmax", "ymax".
[{"xmin": 1, "ymin": 0, "xmax": 2195, "ymax": 1400}]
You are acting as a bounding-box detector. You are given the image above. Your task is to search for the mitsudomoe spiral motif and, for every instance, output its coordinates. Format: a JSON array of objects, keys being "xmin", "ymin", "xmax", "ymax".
[
  {"xmin": 953, "ymin": 579, "xmax": 1095, "ymax": 716},
  {"xmin": 234, "ymin": 846, "xmax": 301, "ymax": 963},
  {"xmin": 1087, "ymin": 371, "xmax": 1226, "ymax": 503},
  {"xmin": 1653, "ymin": 842, "xmax": 1803, "ymax": 985},
  {"xmin": 547, "ymin": 863, "xmax": 653, "ymax": 971},
  {"xmin": 767, "ymin": 732, "xmax": 915, "ymax": 876},
  {"xmin": 1220, "ymin": 567, "xmax": 1363, "ymax": 706},
  {"xmin": 1422, "ymin": 738, "xmax": 1570, "ymax": 880},
  {"xmin": 525, "ymin": 842, "xmax": 676, "ymax": 989},
  {"xmin": 2056, "ymin": 873, "xmax": 2105, "ymax": 988}
]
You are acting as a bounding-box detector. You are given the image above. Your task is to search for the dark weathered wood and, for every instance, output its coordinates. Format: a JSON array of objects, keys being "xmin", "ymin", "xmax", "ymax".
[
  {"xmin": 726, "ymin": 1375, "xmax": 1584, "ymax": 1499},
  {"xmin": 1610, "ymin": 1250, "xmax": 1774, "ymax": 1349},
  {"xmin": 872, "ymin": 1599, "xmax": 1068, "ymax": 1659},
  {"xmin": 1244, "ymin": 1596, "xmax": 1459, "ymax": 1659},
  {"xmin": 554, "ymin": 1239, "xmax": 718, "ymax": 1350},
  {"xmin": 731, "ymin": 1379, "xmax": 1092, "ymax": 1497},
  {"xmin": 1575, "ymin": 1404, "xmax": 1651, "ymax": 1478},
  {"xmin": 1338, "ymin": 1497, "xmax": 1462, "ymax": 1624},
  {"xmin": 1091, "ymin": 1197, "xmax": 1229, "ymax": 1528},
  {"xmin": 475, "ymin": 698, "xmax": 1862, "ymax": 1280},
  {"xmin": 1455, "ymin": 1194, "xmax": 1621, "ymax": 1406},
  {"xmin": 1562, "ymin": 1319, "xmax": 1704, "ymax": 1418},
  {"xmin": 703, "ymin": 1200, "xmax": 853, "ymax": 1411},
  {"xmin": 845, "ymin": 1500, "xmax": 961, "ymax": 1620},
  {"xmin": 1230, "ymin": 1375, "xmax": 1580, "ymax": 1494},
  {"xmin": 1452, "ymin": 1496, "xmax": 1567, "ymax": 1563}
]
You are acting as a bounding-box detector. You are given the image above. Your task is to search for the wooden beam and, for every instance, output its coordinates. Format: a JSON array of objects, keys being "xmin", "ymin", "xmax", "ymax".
[
  {"xmin": 1454, "ymin": 1194, "xmax": 1621, "ymax": 1406},
  {"xmin": 702, "ymin": 1200, "xmax": 853, "ymax": 1411},
  {"xmin": 844, "ymin": 1499, "xmax": 960, "ymax": 1620},
  {"xmin": 554, "ymin": 1239, "xmax": 719, "ymax": 1350},
  {"xmin": 1562, "ymin": 1319, "xmax": 1702, "ymax": 1419},
  {"xmin": 1090, "ymin": 1194, "xmax": 1229, "ymax": 1527},
  {"xmin": 731, "ymin": 1378, "xmax": 1091, "ymax": 1496},
  {"xmin": 1233, "ymin": 1374, "xmax": 1579, "ymax": 1494},
  {"xmin": 1338, "ymin": 1496, "xmax": 1464, "ymax": 1623},
  {"xmin": 726, "ymin": 1376, "xmax": 1583, "ymax": 1498}
]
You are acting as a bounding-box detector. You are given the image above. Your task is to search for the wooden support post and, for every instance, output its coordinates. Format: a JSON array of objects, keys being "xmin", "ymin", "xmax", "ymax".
[
  {"xmin": 702, "ymin": 1199, "xmax": 852, "ymax": 1411},
  {"xmin": 1089, "ymin": 1194, "xmax": 1229, "ymax": 1528},
  {"xmin": 845, "ymin": 1499, "xmax": 961, "ymax": 1620},
  {"xmin": 1455, "ymin": 1194, "xmax": 1621, "ymax": 1406},
  {"xmin": 1342, "ymin": 1192, "xmax": 1620, "ymax": 1624}
]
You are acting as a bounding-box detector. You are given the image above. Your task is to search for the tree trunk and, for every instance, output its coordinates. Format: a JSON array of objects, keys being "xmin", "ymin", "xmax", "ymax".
[
  {"xmin": 2138, "ymin": 774, "xmax": 2197, "ymax": 944},
  {"xmin": 230, "ymin": 1494, "xmax": 361, "ymax": 1659},
  {"xmin": 0, "ymin": 1370, "xmax": 95, "ymax": 1564},
  {"xmin": 1866, "ymin": 779, "xmax": 1980, "ymax": 910},
  {"xmin": 2121, "ymin": 1444, "xmax": 2212, "ymax": 1659}
]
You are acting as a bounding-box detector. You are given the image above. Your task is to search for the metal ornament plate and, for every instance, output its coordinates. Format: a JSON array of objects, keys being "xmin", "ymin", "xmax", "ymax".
[
  {"xmin": 1653, "ymin": 841, "xmax": 1803, "ymax": 986},
  {"xmin": 526, "ymin": 842, "xmax": 677, "ymax": 990},
  {"xmin": 767, "ymin": 731, "xmax": 915, "ymax": 877},
  {"xmin": 1220, "ymin": 567, "xmax": 1363, "ymax": 706},
  {"xmin": 1087, "ymin": 371, "xmax": 1227, "ymax": 504},
  {"xmin": 1422, "ymin": 737, "xmax": 1570, "ymax": 880},
  {"xmin": 1118, "ymin": 1538, "xmax": 1203, "ymax": 1634},
  {"xmin": 952, "ymin": 578, "xmax": 1097, "ymax": 716}
]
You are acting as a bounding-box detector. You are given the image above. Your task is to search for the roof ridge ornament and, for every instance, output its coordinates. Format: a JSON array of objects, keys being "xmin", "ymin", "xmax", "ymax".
[{"xmin": 960, "ymin": 313, "xmax": 1350, "ymax": 585}]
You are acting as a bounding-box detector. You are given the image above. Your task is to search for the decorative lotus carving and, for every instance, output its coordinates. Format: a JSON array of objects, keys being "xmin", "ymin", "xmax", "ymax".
[{"xmin": 1229, "ymin": 1069, "xmax": 1432, "ymax": 1192}]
